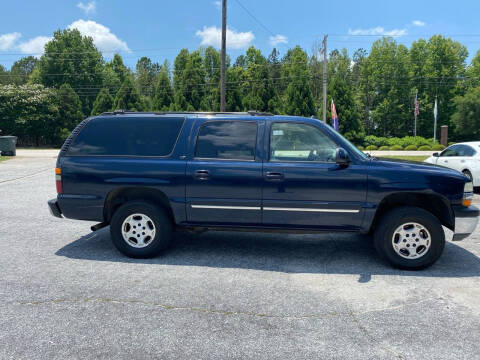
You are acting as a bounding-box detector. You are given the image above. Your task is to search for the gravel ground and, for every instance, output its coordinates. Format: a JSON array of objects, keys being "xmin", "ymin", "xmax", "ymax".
[{"xmin": 1, "ymin": 155, "xmax": 479, "ymax": 360}]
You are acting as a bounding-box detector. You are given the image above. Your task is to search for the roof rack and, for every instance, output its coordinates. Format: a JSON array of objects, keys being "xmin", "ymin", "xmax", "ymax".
[{"xmin": 100, "ymin": 110, "xmax": 274, "ymax": 116}]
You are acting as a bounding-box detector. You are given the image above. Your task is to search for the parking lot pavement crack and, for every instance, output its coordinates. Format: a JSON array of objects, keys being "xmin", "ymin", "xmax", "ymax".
[
  {"xmin": 348, "ymin": 309, "xmax": 406, "ymax": 360},
  {"xmin": 0, "ymin": 167, "xmax": 52, "ymax": 185},
  {"xmin": 14, "ymin": 297, "xmax": 347, "ymax": 320}
]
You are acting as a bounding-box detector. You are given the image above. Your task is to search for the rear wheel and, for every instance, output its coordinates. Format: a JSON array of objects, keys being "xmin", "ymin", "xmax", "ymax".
[
  {"xmin": 110, "ymin": 201, "xmax": 173, "ymax": 258},
  {"xmin": 374, "ymin": 206, "xmax": 445, "ymax": 270}
]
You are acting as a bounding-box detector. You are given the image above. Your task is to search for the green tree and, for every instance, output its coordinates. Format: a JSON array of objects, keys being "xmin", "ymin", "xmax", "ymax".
[
  {"xmin": 91, "ymin": 88, "xmax": 114, "ymax": 115},
  {"xmin": 114, "ymin": 77, "xmax": 144, "ymax": 111},
  {"xmin": 0, "ymin": 84, "xmax": 58, "ymax": 145},
  {"xmin": 35, "ymin": 29, "xmax": 104, "ymax": 115},
  {"xmin": 201, "ymin": 46, "xmax": 221, "ymax": 111},
  {"xmin": 9, "ymin": 56, "xmax": 38, "ymax": 85},
  {"xmin": 56, "ymin": 83, "xmax": 84, "ymax": 139},
  {"xmin": 108, "ymin": 54, "xmax": 129, "ymax": 84},
  {"xmin": 283, "ymin": 46, "xmax": 315, "ymax": 117},
  {"xmin": 0, "ymin": 65, "xmax": 9, "ymax": 85},
  {"xmin": 242, "ymin": 46, "xmax": 271, "ymax": 111},
  {"xmin": 327, "ymin": 49, "xmax": 365, "ymax": 143},
  {"xmin": 152, "ymin": 66, "xmax": 173, "ymax": 111},
  {"xmin": 172, "ymin": 49, "xmax": 190, "ymax": 110},
  {"xmin": 411, "ymin": 36, "xmax": 467, "ymax": 138},
  {"xmin": 451, "ymin": 86, "xmax": 480, "ymax": 141},
  {"xmin": 136, "ymin": 56, "xmax": 161, "ymax": 97}
]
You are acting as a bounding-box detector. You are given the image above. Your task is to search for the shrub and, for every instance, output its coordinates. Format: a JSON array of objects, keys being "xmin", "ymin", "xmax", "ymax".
[
  {"xmin": 378, "ymin": 146, "xmax": 389, "ymax": 151},
  {"xmin": 365, "ymin": 145, "xmax": 377, "ymax": 150},
  {"xmin": 432, "ymin": 144, "xmax": 445, "ymax": 151},
  {"xmin": 357, "ymin": 145, "xmax": 364, "ymax": 150},
  {"xmin": 448, "ymin": 142, "xmax": 456, "ymax": 146},
  {"xmin": 364, "ymin": 135, "xmax": 389, "ymax": 148},
  {"xmin": 418, "ymin": 145, "xmax": 432, "ymax": 151},
  {"xmin": 404, "ymin": 145, "xmax": 418, "ymax": 151},
  {"xmin": 389, "ymin": 145, "xmax": 403, "ymax": 150}
]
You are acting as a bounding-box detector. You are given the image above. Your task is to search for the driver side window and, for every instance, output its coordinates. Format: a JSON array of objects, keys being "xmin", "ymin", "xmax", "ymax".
[{"xmin": 269, "ymin": 122, "xmax": 337, "ymax": 162}]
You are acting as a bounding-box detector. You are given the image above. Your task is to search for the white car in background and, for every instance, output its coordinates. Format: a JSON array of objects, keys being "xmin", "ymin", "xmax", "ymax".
[{"xmin": 424, "ymin": 142, "xmax": 480, "ymax": 189}]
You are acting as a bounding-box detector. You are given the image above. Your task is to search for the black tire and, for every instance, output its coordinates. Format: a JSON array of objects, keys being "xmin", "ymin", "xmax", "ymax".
[
  {"xmin": 374, "ymin": 206, "xmax": 445, "ymax": 270},
  {"xmin": 110, "ymin": 201, "xmax": 173, "ymax": 258}
]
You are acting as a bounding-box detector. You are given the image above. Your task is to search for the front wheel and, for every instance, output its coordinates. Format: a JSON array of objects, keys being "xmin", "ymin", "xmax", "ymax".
[
  {"xmin": 374, "ymin": 206, "xmax": 445, "ymax": 270},
  {"xmin": 110, "ymin": 201, "xmax": 173, "ymax": 258}
]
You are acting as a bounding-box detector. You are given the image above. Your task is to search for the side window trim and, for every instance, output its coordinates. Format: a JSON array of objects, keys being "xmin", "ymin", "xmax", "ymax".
[
  {"xmin": 268, "ymin": 121, "xmax": 338, "ymax": 163},
  {"xmin": 193, "ymin": 120, "xmax": 259, "ymax": 162}
]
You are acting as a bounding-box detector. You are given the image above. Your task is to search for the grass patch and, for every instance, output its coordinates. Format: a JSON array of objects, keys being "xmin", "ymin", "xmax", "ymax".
[
  {"xmin": 380, "ymin": 155, "xmax": 429, "ymax": 162},
  {"xmin": 0, "ymin": 156, "xmax": 10, "ymax": 163}
]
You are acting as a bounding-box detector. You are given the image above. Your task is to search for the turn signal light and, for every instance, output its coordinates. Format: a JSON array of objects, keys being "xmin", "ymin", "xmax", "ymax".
[
  {"xmin": 55, "ymin": 167, "xmax": 62, "ymax": 194},
  {"xmin": 463, "ymin": 199, "xmax": 472, "ymax": 207}
]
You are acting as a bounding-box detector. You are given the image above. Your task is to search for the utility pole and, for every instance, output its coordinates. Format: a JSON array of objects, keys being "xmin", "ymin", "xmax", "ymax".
[
  {"xmin": 322, "ymin": 35, "xmax": 328, "ymax": 123},
  {"xmin": 220, "ymin": 0, "xmax": 227, "ymax": 112}
]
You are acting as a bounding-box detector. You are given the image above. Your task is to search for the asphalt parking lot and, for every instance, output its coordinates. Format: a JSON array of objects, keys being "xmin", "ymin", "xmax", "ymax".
[{"xmin": 1, "ymin": 153, "xmax": 480, "ymax": 360}]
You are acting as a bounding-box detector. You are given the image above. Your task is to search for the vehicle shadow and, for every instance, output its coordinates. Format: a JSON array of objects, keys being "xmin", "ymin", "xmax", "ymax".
[{"xmin": 55, "ymin": 227, "xmax": 480, "ymax": 279}]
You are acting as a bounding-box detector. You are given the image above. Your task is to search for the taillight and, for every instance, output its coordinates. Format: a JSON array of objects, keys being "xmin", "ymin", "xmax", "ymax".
[{"xmin": 55, "ymin": 167, "xmax": 63, "ymax": 194}]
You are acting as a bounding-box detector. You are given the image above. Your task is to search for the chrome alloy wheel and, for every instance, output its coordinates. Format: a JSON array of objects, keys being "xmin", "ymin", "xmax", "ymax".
[
  {"xmin": 392, "ymin": 222, "xmax": 431, "ymax": 259},
  {"xmin": 121, "ymin": 213, "xmax": 156, "ymax": 248}
]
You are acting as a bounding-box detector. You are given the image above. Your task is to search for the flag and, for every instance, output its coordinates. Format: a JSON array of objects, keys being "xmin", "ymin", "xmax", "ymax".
[
  {"xmin": 331, "ymin": 99, "xmax": 339, "ymax": 131},
  {"xmin": 414, "ymin": 93, "xmax": 419, "ymax": 117}
]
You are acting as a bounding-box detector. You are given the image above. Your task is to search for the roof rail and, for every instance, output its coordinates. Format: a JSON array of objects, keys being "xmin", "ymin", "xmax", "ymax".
[{"xmin": 99, "ymin": 110, "xmax": 275, "ymax": 116}]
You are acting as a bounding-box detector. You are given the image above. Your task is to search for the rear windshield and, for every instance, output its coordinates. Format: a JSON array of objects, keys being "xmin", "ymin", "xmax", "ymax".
[{"xmin": 67, "ymin": 116, "xmax": 184, "ymax": 156}]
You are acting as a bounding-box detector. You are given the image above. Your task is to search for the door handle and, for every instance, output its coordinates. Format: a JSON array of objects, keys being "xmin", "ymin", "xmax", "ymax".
[
  {"xmin": 194, "ymin": 170, "xmax": 211, "ymax": 180},
  {"xmin": 265, "ymin": 171, "xmax": 284, "ymax": 181}
]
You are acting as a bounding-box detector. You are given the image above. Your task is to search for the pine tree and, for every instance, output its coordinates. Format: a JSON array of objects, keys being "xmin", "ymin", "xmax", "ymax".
[
  {"xmin": 91, "ymin": 88, "xmax": 114, "ymax": 115},
  {"xmin": 113, "ymin": 77, "xmax": 145, "ymax": 111},
  {"xmin": 56, "ymin": 83, "xmax": 84, "ymax": 139},
  {"xmin": 152, "ymin": 68, "xmax": 173, "ymax": 111},
  {"xmin": 283, "ymin": 46, "xmax": 315, "ymax": 117}
]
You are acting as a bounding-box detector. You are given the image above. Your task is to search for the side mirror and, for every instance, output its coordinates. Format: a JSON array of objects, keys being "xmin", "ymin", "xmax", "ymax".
[
  {"xmin": 433, "ymin": 152, "xmax": 439, "ymax": 157},
  {"xmin": 335, "ymin": 148, "xmax": 351, "ymax": 166}
]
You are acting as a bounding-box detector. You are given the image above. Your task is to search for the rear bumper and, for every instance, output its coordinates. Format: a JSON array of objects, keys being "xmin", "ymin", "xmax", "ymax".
[
  {"xmin": 48, "ymin": 198, "xmax": 63, "ymax": 218},
  {"xmin": 453, "ymin": 205, "xmax": 479, "ymax": 241}
]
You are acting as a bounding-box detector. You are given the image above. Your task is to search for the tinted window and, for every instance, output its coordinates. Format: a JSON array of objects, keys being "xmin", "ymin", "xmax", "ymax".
[
  {"xmin": 458, "ymin": 145, "xmax": 475, "ymax": 157},
  {"xmin": 195, "ymin": 121, "xmax": 257, "ymax": 160},
  {"xmin": 269, "ymin": 122, "xmax": 337, "ymax": 162},
  {"xmin": 440, "ymin": 145, "xmax": 459, "ymax": 157},
  {"xmin": 68, "ymin": 116, "xmax": 184, "ymax": 156}
]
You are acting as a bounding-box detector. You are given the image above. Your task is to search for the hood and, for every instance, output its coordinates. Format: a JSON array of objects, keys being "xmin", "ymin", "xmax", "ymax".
[{"xmin": 374, "ymin": 157, "xmax": 466, "ymax": 179}]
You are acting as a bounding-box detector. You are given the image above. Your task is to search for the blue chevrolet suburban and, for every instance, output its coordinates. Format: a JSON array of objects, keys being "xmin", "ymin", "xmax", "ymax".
[{"xmin": 48, "ymin": 111, "xmax": 479, "ymax": 269}]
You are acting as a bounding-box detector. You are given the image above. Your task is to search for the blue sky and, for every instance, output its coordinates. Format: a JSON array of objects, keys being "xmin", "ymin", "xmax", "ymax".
[{"xmin": 1, "ymin": 0, "xmax": 480, "ymax": 70}]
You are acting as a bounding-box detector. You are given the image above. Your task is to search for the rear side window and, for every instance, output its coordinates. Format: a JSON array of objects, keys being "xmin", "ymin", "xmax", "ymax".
[
  {"xmin": 67, "ymin": 116, "xmax": 184, "ymax": 156},
  {"xmin": 195, "ymin": 121, "xmax": 257, "ymax": 160}
]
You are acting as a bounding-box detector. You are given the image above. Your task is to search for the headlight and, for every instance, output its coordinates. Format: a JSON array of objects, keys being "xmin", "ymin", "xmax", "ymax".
[{"xmin": 463, "ymin": 182, "xmax": 474, "ymax": 207}]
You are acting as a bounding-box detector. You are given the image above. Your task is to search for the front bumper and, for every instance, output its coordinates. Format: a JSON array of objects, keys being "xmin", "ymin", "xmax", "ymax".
[
  {"xmin": 48, "ymin": 198, "xmax": 63, "ymax": 218},
  {"xmin": 453, "ymin": 205, "xmax": 479, "ymax": 241}
]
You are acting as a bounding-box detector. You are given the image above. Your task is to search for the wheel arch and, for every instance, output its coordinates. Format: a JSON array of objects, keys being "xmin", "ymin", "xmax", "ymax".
[
  {"xmin": 103, "ymin": 187, "xmax": 175, "ymax": 224},
  {"xmin": 369, "ymin": 192, "xmax": 454, "ymax": 233}
]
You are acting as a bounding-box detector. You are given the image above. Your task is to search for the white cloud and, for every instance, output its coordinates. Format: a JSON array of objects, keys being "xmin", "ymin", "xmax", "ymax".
[
  {"xmin": 213, "ymin": 1, "xmax": 221, "ymax": 10},
  {"xmin": 77, "ymin": 1, "xmax": 96, "ymax": 15},
  {"xmin": 269, "ymin": 34, "xmax": 288, "ymax": 46},
  {"xmin": 348, "ymin": 26, "xmax": 407, "ymax": 37},
  {"xmin": 0, "ymin": 32, "xmax": 21, "ymax": 50},
  {"xmin": 17, "ymin": 36, "xmax": 51, "ymax": 56},
  {"xmin": 412, "ymin": 20, "xmax": 426, "ymax": 27},
  {"xmin": 196, "ymin": 26, "xmax": 254, "ymax": 49},
  {"xmin": 68, "ymin": 19, "xmax": 130, "ymax": 53}
]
